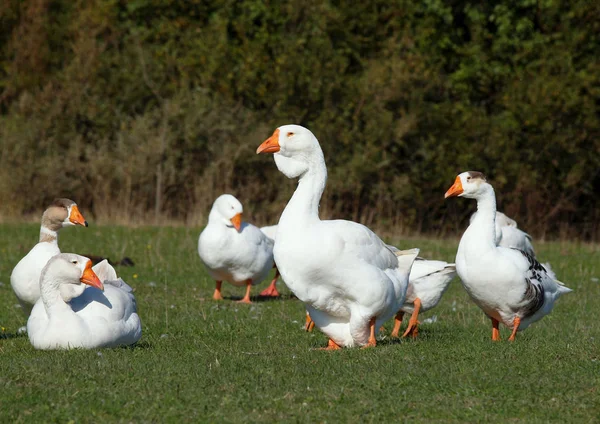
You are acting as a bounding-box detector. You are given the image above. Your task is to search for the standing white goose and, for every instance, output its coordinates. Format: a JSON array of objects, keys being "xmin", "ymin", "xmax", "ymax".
[
  {"xmin": 471, "ymin": 210, "xmax": 535, "ymax": 255},
  {"xmin": 389, "ymin": 255, "xmax": 456, "ymax": 338},
  {"xmin": 257, "ymin": 124, "xmax": 419, "ymax": 349},
  {"xmin": 305, "ymin": 247, "xmax": 456, "ymax": 338},
  {"xmin": 198, "ymin": 194, "xmax": 277, "ymax": 303},
  {"xmin": 27, "ymin": 254, "xmax": 142, "ymax": 349},
  {"xmin": 11, "ymin": 198, "xmax": 88, "ymax": 317},
  {"xmin": 445, "ymin": 171, "xmax": 572, "ymax": 341}
]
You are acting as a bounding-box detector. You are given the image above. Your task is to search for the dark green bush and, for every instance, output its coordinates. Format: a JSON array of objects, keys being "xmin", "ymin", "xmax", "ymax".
[{"xmin": 0, "ymin": 0, "xmax": 598, "ymax": 238}]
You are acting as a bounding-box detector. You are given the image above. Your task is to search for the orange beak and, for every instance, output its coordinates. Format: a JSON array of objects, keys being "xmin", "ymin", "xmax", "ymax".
[
  {"xmin": 80, "ymin": 260, "xmax": 104, "ymax": 290},
  {"xmin": 444, "ymin": 176, "xmax": 464, "ymax": 198},
  {"xmin": 231, "ymin": 213, "xmax": 242, "ymax": 232},
  {"xmin": 69, "ymin": 205, "xmax": 88, "ymax": 227},
  {"xmin": 256, "ymin": 129, "xmax": 281, "ymax": 154}
]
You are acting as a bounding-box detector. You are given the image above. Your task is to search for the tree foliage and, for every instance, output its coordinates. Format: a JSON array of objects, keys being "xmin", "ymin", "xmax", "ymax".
[{"xmin": 0, "ymin": 0, "xmax": 598, "ymax": 237}]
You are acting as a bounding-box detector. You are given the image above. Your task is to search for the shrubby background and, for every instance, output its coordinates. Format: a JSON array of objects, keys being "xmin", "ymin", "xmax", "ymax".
[{"xmin": 0, "ymin": 0, "xmax": 598, "ymax": 238}]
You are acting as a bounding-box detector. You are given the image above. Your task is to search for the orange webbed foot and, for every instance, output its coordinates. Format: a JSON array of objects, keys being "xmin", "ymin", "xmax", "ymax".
[
  {"xmin": 317, "ymin": 339, "xmax": 341, "ymax": 350},
  {"xmin": 259, "ymin": 283, "xmax": 280, "ymax": 297}
]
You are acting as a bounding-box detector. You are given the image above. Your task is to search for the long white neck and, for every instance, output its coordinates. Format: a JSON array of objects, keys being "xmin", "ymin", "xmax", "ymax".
[
  {"xmin": 40, "ymin": 278, "xmax": 73, "ymax": 317},
  {"xmin": 39, "ymin": 226, "xmax": 59, "ymax": 244},
  {"xmin": 461, "ymin": 186, "xmax": 498, "ymax": 253},
  {"xmin": 278, "ymin": 156, "xmax": 327, "ymax": 228}
]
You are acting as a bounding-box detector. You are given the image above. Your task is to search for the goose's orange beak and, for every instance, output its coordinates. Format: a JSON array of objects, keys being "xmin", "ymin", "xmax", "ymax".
[
  {"xmin": 257, "ymin": 129, "xmax": 281, "ymax": 154},
  {"xmin": 231, "ymin": 213, "xmax": 242, "ymax": 232},
  {"xmin": 81, "ymin": 260, "xmax": 104, "ymax": 290},
  {"xmin": 69, "ymin": 205, "xmax": 88, "ymax": 227},
  {"xmin": 444, "ymin": 176, "xmax": 464, "ymax": 198}
]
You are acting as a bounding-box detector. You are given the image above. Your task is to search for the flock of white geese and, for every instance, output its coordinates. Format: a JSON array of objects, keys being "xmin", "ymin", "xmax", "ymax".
[{"xmin": 8, "ymin": 124, "xmax": 572, "ymax": 350}]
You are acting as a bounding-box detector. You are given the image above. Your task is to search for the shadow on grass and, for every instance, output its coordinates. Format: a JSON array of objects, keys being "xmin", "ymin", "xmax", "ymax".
[
  {"xmin": 224, "ymin": 294, "xmax": 299, "ymax": 303},
  {"xmin": 0, "ymin": 331, "xmax": 27, "ymax": 340},
  {"xmin": 118, "ymin": 340, "xmax": 153, "ymax": 350}
]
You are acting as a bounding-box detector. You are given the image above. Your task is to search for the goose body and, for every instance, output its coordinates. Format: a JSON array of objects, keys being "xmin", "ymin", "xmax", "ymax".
[
  {"xmin": 11, "ymin": 199, "xmax": 88, "ymax": 316},
  {"xmin": 446, "ymin": 172, "xmax": 572, "ymax": 340},
  {"xmin": 27, "ymin": 255, "xmax": 142, "ymax": 350},
  {"xmin": 471, "ymin": 210, "xmax": 534, "ymax": 255},
  {"xmin": 257, "ymin": 125, "xmax": 419, "ymax": 348},
  {"xmin": 198, "ymin": 195, "xmax": 276, "ymax": 302},
  {"xmin": 383, "ymin": 246, "xmax": 456, "ymax": 337},
  {"xmin": 404, "ymin": 259, "xmax": 456, "ymax": 314}
]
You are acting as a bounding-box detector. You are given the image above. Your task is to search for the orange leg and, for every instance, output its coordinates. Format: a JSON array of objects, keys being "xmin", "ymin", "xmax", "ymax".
[
  {"xmin": 213, "ymin": 281, "xmax": 223, "ymax": 301},
  {"xmin": 305, "ymin": 312, "xmax": 315, "ymax": 332},
  {"xmin": 236, "ymin": 280, "xmax": 252, "ymax": 304},
  {"xmin": 318, "ymin": 338, "xmax": 342, "ymax": 350},
  {"xmin": 508, "ymin": 317, "xmax": 521, "ymax": 342},
  {"xmin": 259, "ymin": 269, "xmax": 280, "ymax": 297},
  {"xmin": 491, "ymin": 318, "xmax": 501, "ymax": 341},
  {"xmin": 363, "ymin": 317, "xmax": 377, "ymax": 348},
  {"xmin": 390, "ymin": 311, "xmax": 405, "ymax": 338},
  {"xmin": 402, "ymin": 298, "xmax": 421, "ymax": 338}
]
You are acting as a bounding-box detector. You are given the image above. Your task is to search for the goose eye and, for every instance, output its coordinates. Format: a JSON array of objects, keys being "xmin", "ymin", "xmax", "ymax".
[
  {"xmin": 71, "ymin": 260, "xmax": 78, "ymax": 265},
  {"xmin": 287, "ymin": 132, "xmax": 294, "ymax": 138}
]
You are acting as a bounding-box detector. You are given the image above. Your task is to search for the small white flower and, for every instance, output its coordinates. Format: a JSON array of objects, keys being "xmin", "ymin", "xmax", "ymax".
[{"xmin": 422, "ymin": 315, "xmax": 438, "ymax": 324}]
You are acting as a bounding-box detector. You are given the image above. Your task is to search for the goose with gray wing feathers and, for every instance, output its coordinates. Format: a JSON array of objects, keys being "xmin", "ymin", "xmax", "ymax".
[{"xmin": 445, "ymin": 171, "xmax": 572, "ymax": 341}]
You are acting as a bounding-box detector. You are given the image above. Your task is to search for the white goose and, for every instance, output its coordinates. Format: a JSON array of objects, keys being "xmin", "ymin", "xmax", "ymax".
[
  {"xmin": 27, "ymin": 254, "xmax": 142, "ymax": 349},
  {"xmin": 11, "ymin": 198, "xmax": 88, "ymax": 317},
  {"xmin": 445, "ymin": 171, "xmax": 572, "ymax": 341},
  {"xmin": 305, "ymin": 254, "xmax": 457, "ymax": 338},
  {"xmin": 471, "ymin": 210, "xmax": 535, "ymax": 255},
  {"xmin": 258, "ymin": 225, "xmax": 282, "ymax": 297},
  {"xmin": 198, "ymin": 194, "xmax": 278, "ymax": 303},
  {"xmin": 390, "ymin": 254, "xmax": 456, "ymax": 338},
  {"xmin": 257, "ymin": 124, "xmax": 419, "ymax": 349}
]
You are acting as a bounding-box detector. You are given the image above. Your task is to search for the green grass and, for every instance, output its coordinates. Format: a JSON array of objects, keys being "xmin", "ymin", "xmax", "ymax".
[{"xmin": 0, "ymin": 224, "xmax": 599, "ymax": 422}]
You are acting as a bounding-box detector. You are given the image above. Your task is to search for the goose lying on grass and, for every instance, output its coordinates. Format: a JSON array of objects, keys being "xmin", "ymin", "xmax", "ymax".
[
  {"xmin": 445, "ymin": 171, "xmax": 572, "ymax": 341},
  {"xmin": 257, "ymin": 124, "xmax": 419, "ymax": 349},
  {"xmin": 11, "ymin": 198, "xmax": 88, "ymax": 319},
  {"xmin": 198, "ymin": 194, "xmax": 279, "ymax": 303},
  {"xmin": 27, "ymin": 254, "xmax": 142, "ymax": 349}
]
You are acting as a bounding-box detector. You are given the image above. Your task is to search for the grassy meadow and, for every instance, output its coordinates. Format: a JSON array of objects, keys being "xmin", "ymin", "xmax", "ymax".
[{"xmin": 0, "ymin": 223, "xmax": 598, "ymax": 422}]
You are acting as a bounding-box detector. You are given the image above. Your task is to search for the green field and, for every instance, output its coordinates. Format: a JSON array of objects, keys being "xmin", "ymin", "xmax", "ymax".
[{"xmin": 0, "ymin": 224, "xmax": 598, "ymax": 422}]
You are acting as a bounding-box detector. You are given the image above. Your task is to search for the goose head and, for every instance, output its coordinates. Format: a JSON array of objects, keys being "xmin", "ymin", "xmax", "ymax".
[
  {"xmin": 41, "ymin": 253, "xmax": 104, "ymax": 302},
  {"xmin": 444, "ymin": 171, "xmax": 491, "ymax": 200},
  {"xmin": 257, "ymin": 124, "xmax": 324, "ymax": 179},
  {"xmin": 42, "ymin": 198, "xmax": 88, "ymax": 231},
  {"xmin": 209, "ymin": 194, "xmax": 244, "ymax": 232}
]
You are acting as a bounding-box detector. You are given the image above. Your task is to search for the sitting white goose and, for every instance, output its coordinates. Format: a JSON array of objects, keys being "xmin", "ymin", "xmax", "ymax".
[
  {"xmin": 471, "ymin": 210, "xmax": 535, "ymax": 255},
  {"xmin": 257, "ymin": 124, "xmax": 419, "ymax": 349},
  {"xmin": 198, "ymin": 195, "xmax": 277, "ymax": 303},
  {"xmin": 27, "ymin": 254, "xmax": 142, "ymax": 349},
  {"xmin": 445, "ymin": 171, "xmax": 572, "ymax": 341},
  {"xmin": 11, "ymin": 198, "xmax": 88, "ymax": 317}
]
